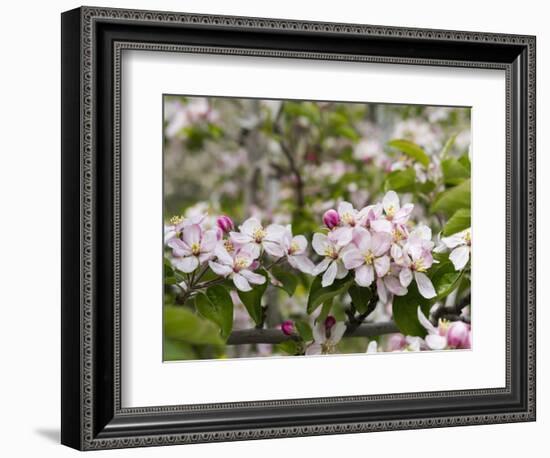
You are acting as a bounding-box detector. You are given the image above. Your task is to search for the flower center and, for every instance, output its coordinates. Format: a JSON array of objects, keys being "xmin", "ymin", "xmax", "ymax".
[
  {"xmin": 169, "ymin": 215, "xmax": 184, "ymax": 225},
  {"xmin": 234, "ymin": 257, "xmax": 248, "ymax": 272},
  {"xmin": 464, "ymin": 230, "xmax": 471, "ymax": 246},
  {"xmin": 364, "ymin": 251, "xmax": 375, "ymax": 265},
  {"xmin": 412, "ymin": 258, "xmax": 427, "ymax": 272},
  {"xmin": 224, "ymin": 239, "xmax": 235, "ymax": 253},
  {"xmin": 341, "ymin": 212, "xmax": 355, "ymax": 225},
  {"xmin": 252, "ymin": 227, "xmax": 267, "ymax": 243},
  {"xmin": 324, "ymin": 246, "xmax": 338, "ymax": 259},
  {"xmin": 289, "ymin": 241, "xmax": 300, "ymax": 255},
  {"xmin": 438, "ymin": 319, "xmax": 451, "ymax": 334},
  {"xmin": 386, "ymin": 205, "xmax": 396, "ymax": 218},
  {"xmin": 392, "ymin": 228, "xmax": 404, "ymax": 242},
  {"xmin": 190, "ymin": 242, "xmax": 201, "ymax": 256}
]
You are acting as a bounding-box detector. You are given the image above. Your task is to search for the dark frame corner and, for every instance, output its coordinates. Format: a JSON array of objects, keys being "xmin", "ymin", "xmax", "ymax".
[{"xmin": 62, "ymin": 6, "xmax": 536, "ymax": 450}]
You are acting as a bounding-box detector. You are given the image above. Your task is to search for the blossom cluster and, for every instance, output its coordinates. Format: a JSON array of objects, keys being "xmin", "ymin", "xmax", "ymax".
[
  {"xmin": 312, "ymin": 191, "xmax": 438, "ymax": 300},
  {"xmin": 165, "ymin": 212, "xmax": 314, "ymax": 292}
]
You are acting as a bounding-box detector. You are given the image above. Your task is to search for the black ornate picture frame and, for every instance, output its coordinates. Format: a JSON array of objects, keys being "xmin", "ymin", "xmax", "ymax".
[{"xmin": 61, "ymin": 6, "xmax": 536, "ymax": 450}]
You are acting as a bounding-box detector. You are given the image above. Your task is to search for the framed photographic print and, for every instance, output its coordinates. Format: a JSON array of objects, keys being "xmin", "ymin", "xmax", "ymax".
[{"xmin": 61, "ymin": 6, "xmax": 536, "ymax": 450}]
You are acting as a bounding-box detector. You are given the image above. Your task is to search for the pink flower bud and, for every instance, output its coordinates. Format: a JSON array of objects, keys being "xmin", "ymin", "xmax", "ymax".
[
  {"xmin": 281, "ymin": 320, "xmax": 294, "ymax": 336},
  {"xmin": 323, "ymin": 209, "xmax": 340, "ymax": 230},
  {"xmin": 324, "ymin": 315, "xmax": 336, "ymax": 330},
  {"xmin": 387, "ymin": 333, "xmax": 407, "ymax": 351},
  {"xmin": 446, "ymin": 321, "xmax": 470, "ymax": 348},
  {"xmin": 216, "ymin": 215, "xmax": 234, "ymax": 234}
]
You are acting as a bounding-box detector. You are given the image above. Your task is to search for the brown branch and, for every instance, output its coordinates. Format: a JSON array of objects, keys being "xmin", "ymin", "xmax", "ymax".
[
  {"xmin": 273, "ymin": 102, "xmax": 305, "ymax": 208},
  {"xmin": 226, "ymin": 321, "xmax": 399, "ymax": 345}
]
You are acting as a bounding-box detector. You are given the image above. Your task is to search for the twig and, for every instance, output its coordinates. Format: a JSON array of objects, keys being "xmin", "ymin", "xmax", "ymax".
[{"xmin": 226, "ymin": 321, "xmax": 399, "ymax": 345}]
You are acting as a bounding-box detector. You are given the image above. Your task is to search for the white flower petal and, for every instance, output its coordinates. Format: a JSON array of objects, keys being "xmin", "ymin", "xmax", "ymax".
[
  {"xmin": 289, "ymin": 255, "xmax": 315, "ymax": 274},
  {"xmin": 240, "ymin": 269, "xmax": 266, "ymax": 285},
  {"xmin": 263, "ymin": 240, "xmax": 285, "ymax": 258},
  {"xmin": 449, "ymin": 245, "xmax": 470, "ymax": 270},
  {"xmin": 355, "ymin": 264, "xmax": 374, "ymax": 287},
  {"xmin": 425, "ymin": 334, "xmax": 448, "ymax": 350},
  {"xmin": 367, "ymin": 340, "xmax": 378, "ymax": 353},
  {"xmin": 374, "ymin": 255, "xmax": 390, "ymax": 277},
  {"xmin": 312, "ymin": 257, "xmax": 331, "ymax": 275},
  {"xmin": 383, "ymin": 190, "xmax": 400, "ymax": 213},
  {"xmin": 399, "ymin": 267, "xmax": 413, "ymax": 287},
  {"xmin": 233, "ymin": 273, "xmax": 252, "ymax": 292},
  {"xmin": 370, "ymin": 219, "xmax": 392, "ymax": 233},
  {"xmin": 240, "ymin": 217, "xmax": 262, "ymax": 236},
  {"xmin": 322, "ymin": 261, "xmax": 338, "ymax": 287},
  {"xmin": 174, "ymin": 256, "xmax": 199, "ymax": 273},
  {"xmin": 182, "ymin": 224, "xmax": 201, "ymax": 246},
  {"xmin": 342, "ymin": 250, "xmax": 365, "ymax": 270},
  {"xmin": 414, "ymin": 271, "xmax": 436, "ymax": 299},
  {"xmin": 335, "ymin": 261, "xmax": 348, "ymax": 279},
  {"xmin": 416, "ymin": 306, "xmax": 438, "ymax": 335},
  {"xmin": 305, "ymin": 343, "xmax": 322, "ymax": 355},
  {"xmin": 312, "ymin": 323, "xmax": 326, "ymax": 344},
  {"xmin": 312, "ymin": 233, "xmax": 328, "ymax": 256},
  {"xmin": 208, "ymin": 261, "xmax": 232, "ymax": 277},
  {"xmin": 230, "ymin": 231, "xmax": 253, "ymax": 245},
  {"xmin": 328, "ymin": 322, "xmax": 346, "ymax": 344}
]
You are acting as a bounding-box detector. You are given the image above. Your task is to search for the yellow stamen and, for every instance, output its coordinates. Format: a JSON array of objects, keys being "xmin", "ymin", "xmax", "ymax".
[
  {"xmin": 224, "ymin": 239, "xmax": 235, "ymax": 253},
  {"xmin": 190, "ymin": 242, "xmax": 201, "ymax": 256},
  {"xmin": 364, "ymin": 251, "xmax": 375, "ymax": 265},
  {"xmin": 324, "ymin": 246, "xmax": 338, "ymax": 259},
  {"xmin": 252, "ymin": 227, "xmax": 267, "ymax": 243},
  {"xmin": 290, "ymin": 241, "xmax": 300, "ymax": 254},
  {"xmin": 169, "ymin": 215, "xmax": 184, "ymax": 225},
  {"xmin": 413, "ymin": 258, "xmax": 427, "ymax": 272},
  {"xmin": 234, "ymin": 257, "xmax": 248, "ymax": 271},
  {"xmin": 341, "ymin": 212, "xmax": 355, "ymax": 225}
]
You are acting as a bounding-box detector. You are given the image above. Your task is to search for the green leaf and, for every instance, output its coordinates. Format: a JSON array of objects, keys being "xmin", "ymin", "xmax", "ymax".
[
  {"xmin": 205, "ymin": 286, "xmax": 234, "ymax": 338},
  {"xmin": 443, "ymin": 209, "xmax": 471, "ymax": 236},
  {"xmin": 307, "ymin": 275, "xmax": 352, "ymax": 314},
  {"xmin": 441, "ymin": 157, "xmax": 470, "ymax": 185},
  {"xmin": 164, "ymin": 306, "xmax": 224, "ymax": 345},
  {"xmin": 163, "ymin": 338, "xmax": 197, "ymax": 361},
  {"xmin": 392, "ymin": 284, "xmax": 431, "ymax": 337},
  {"xmin": 237, "ymin": 269, "xmax": 268, "ymax": 326},
  {"xmin": 388, "ymin": 139, "xmax": 430, "ymax": 166},
  {"xmin": 458, "ymin": 153, "xmax": 471, "ymax": 172},
  {"xmin": 429, "ymin": 260, "xmax": 464, "ymax": 302},
  {"xmin": 295, "ymin": 321, "xmax": 313, "ymax": 342},
  {"xmin": 348, "ymin": 285, "xmax": 373, "ymax": 314},
  {"xmin": 271, "ymin": 265, "xmax": 298, "ymax": 296},
  {"xmin": 195, "ymin": 291, "xmax": 233, "ymax": 340},
  {"xmin": 430, "ymin": 179, "xmax": 471, "ymax": 216},
  {"xmin": 276, "ymin": 340, "xmax": 299, "ymax": 355},
  {"xmin": 384, "ymin": 168, "xmax": 416, "ymax": 193},
  {"xmin": 440, "ymin": 134, "xmax": 457, "ymax": 159}
]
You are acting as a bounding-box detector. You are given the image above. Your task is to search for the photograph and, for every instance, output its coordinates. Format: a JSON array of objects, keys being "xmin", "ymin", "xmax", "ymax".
[{"xmin": 162, "ymin": 95, "xmax": 472, "ymax": 361}]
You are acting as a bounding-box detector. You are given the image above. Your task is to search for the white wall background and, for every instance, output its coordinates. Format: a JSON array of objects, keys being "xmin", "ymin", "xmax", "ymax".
[{"xmin": 0, "ymin": 0, "xmax": 545, "ymax": 456}]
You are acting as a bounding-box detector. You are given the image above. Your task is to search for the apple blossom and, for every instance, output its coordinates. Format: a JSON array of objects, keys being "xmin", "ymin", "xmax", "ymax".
[
  {"xmin": 208, "ymin": 243, "xmax": 265, "ymax": 292},
  {"xmin": 417, "ymin": 307, "xmax": 471, "ymax": 350},
  {"xmin": 441, "ymin": 228, "xmax": 471, "ymax": 271},
  {"xmin": 168, "ymin": 224, "xmax": 217, "ymax": 273},
  {"xmin": 279, "ymin": 226, "xmax": 315, "ymax": 274},
  {"xmin": 395, "ymin": 229, "xmax": 437, "ymax": 299},
  {"xmin": 342, "ymin": 227, "xmax": 391, "ymax": 287},
  {"xmin": 230, "ymin": 217, "xmax": 286, "ymax": 257},
  {"xmin": 312, "ymin": 230, "xmax": 350, "ymax": 287},
  {"xmin": 305, "ymin": 316, "xmax": 346, "ymax": 355}
]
